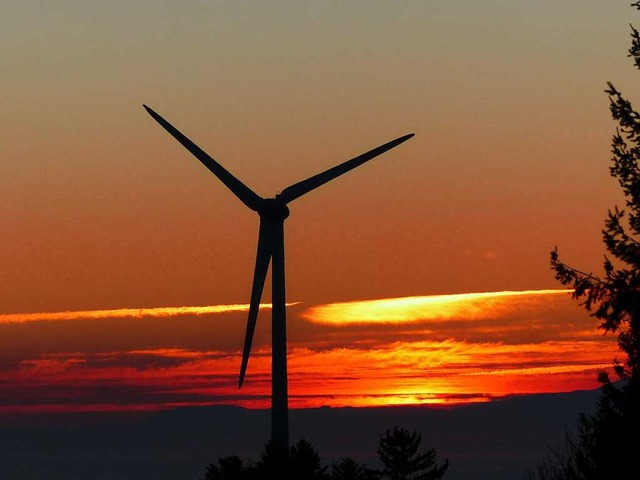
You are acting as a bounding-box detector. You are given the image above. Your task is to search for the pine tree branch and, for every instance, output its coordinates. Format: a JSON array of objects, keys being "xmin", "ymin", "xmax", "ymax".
[{"xmin": 551, "ymin": 249, "xmax": 606, "ymax": 286}]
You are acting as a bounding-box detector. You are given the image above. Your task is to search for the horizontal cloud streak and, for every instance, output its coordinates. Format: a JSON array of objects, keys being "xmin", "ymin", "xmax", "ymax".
[
  {"xmin": 302, "ymin": 289, "xmax": 573, "ymax": 325},
  {"xmin": 0, "ymin": 303, "xmax": 301, "ymax": 324}
]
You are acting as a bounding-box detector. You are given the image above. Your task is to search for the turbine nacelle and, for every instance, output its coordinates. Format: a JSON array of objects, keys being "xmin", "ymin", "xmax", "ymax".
[{"xmin": 258, "ymin": 196, "xmax": 291, "ymax": 222}]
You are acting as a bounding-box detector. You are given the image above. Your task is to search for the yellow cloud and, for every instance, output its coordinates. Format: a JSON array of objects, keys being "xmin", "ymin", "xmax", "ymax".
[
  {"xmin": 302, "ymin": 289, "xmax": 573, "ymax": 325},
  {"xmin": 0, "ymin": 303, "xmax": 301, "ymax": 324}
]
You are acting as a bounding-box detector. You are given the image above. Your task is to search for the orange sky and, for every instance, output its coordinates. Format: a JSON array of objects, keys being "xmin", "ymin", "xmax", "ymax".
[
  {"xmin": 0, "ymin": 1, "xmax": 636, "ymax": 414},
  {"xmin": 0, "ymin": 290, "xmax": 619, "ymax": 413}
]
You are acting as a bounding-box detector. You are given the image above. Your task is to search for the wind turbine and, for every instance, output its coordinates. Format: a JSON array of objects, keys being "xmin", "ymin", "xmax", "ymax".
[{"xmin": 143, "ymin": 104, "xmax": 414, "ymax": 447}]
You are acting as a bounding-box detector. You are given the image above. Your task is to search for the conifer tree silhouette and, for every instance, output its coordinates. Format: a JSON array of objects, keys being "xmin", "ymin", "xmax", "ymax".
[
  {"xmin": 202, "ymin": 455, "xmax": 252, "ymax": 480},
  {"xmin": 376, "ymin": 427, "xmax": 448, "ymax": 480},
  {"xmin": 537, "ymin": 2, "xmax": 640, "ymax": 479},
  {"xmin": 331, "ymin": 457, "xmax": 379, "ymax": 480},
  {"xmin": 290, "ymin": 439, "xmax": 327, "ymax": 480}
]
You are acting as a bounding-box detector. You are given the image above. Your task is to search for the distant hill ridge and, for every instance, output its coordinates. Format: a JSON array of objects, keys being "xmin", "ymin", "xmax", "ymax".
[{"xmin": 0, "ymin": 388, "xmax": 600, "ymax": 480}]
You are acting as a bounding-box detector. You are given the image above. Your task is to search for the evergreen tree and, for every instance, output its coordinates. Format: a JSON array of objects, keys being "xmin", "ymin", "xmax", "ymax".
[
  {"xmin": 251, "ymin": 438, "xmax": 329, "ymax": 480},
  {"xmin": 254, "ymin": 439, "xmax": 290, "ymax": 479},
  {"xmin": 202, "ymin": 455, "xmax": 254, "ymax": 480},
  {"xmin": 542, "ymin": 2, "xmax": 640, "ymax": 478},
  {"xmin": 376, "ymin": 427, "xmax": 448, "ymax": 480},
  {"xmin": 331, "ymin": 457, "xmax": 380, "ymax": 480},
  {"xmin": 290, "ymin": 438, "xmax": 328, "ymax": 480}
]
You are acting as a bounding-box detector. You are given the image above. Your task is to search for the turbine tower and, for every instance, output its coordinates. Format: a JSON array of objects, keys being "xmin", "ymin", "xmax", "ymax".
[{"xmin": 144, "ymin": 104, "xmax": 414, "ymax": 447}]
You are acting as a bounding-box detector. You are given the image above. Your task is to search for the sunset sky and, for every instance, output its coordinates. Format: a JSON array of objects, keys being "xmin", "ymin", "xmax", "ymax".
[{"xmin": 1, "ymin": 1, "xmax": 636, "ymax": 415}]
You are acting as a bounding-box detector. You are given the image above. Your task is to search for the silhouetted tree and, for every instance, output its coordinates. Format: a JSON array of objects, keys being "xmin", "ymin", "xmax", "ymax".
[
  {"xmin": 290, "ymin": 438, "xmax": 328, "ymax": 480},
  {"xmin": 522, "ymin": 430, "xmax": 582, "ymax": 480},
  {"xmin": 248, "ymin": 438, "xmax": 329, "ymax": 480},
  {"xmin": 254, "ymin": 439, "xmax": 290, "ymax": 479},
  {"xmin": 331, "ymin": 457, "xmax": 380, "ymax": 480},
  {"xmin": 539, "ymin": 2, "xmax": 640, "ymax": 479},
  {"xmin": 376, "ymin": 427, "xmax": 448, "ymax": 480},
  {"xmin": 331, "ymin": 457, "xmax": 366, "ymax": 480},
  {"xmin": 202, "ymin": 455, "xmax": 255, "ymax": 480}
]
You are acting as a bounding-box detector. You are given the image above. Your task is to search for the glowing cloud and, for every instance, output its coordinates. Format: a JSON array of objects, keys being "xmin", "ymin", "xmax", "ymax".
[
  {"xmin": 0, "ymin": 303, "xmax": 301, "ymax": 324},
  {"xmin": 302, "ymin": 289, "xmax": 573, "ymax": 326},
  {"xmin": 0, "ymin": 289, "xmax": 616, "ymax": 413},
  {"xmin": 0, "ymin": 337, "xmax": 616, "ymax": 413}
]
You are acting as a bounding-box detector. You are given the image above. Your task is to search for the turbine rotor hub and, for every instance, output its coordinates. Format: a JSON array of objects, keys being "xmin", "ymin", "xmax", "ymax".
[{"xmin": 258, "ymin": 196, "xmax": 290, "ymax": 222}]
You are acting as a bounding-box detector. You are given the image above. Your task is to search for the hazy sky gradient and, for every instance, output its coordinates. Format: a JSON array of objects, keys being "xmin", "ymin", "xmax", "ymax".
[{"xmin": 1, "ymin": 1, "xmax": 636, "ymax": 411}]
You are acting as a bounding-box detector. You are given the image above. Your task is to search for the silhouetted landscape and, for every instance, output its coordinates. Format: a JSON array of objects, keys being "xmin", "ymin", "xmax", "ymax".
[
  {"xmin": 5, "ymin": 3, "xmax": 640, "ymax": 479},
  {"xmin": 1, "ymin": 388, "xmax": 599, "ymax": 480}
]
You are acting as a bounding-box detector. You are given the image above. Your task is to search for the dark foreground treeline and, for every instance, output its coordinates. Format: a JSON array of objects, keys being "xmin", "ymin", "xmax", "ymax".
[{"xmin": 201, "ymin": 427, "xmax": 448, "ymax": 480}]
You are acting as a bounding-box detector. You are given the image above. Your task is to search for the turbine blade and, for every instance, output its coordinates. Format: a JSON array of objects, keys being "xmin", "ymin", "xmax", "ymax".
[
  {"xmin": 143, "ymin": 105, "xmax": 263, "ymax": 212},
  {"xmin": 239, "ymin": 222, "xmax": 273, "ymax": 388},
  {"xmin": 279, "ymin": 133, "xmax": 415, "ymax": 204}
]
